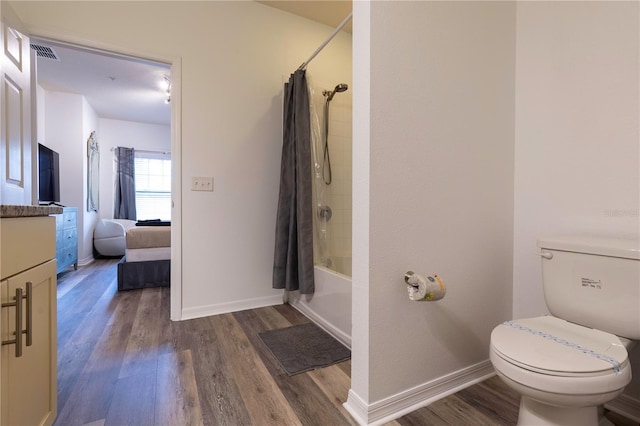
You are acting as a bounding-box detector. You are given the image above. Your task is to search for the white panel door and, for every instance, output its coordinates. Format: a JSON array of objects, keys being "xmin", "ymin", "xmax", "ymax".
[{"xmin": 0, "ymin": 11, "xmax": 31, "ymax": 205}]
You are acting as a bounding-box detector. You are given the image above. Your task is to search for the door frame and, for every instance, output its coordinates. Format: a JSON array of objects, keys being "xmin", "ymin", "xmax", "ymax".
[{"xmin": 28, "ymin": 31, "xmax": 183, "ymax": 321}]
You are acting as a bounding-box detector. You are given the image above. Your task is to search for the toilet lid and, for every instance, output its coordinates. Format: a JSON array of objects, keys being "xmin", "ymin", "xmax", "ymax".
[{"xmin": 491, "ymin": 316, "xmax": 628, "ymax": 375}]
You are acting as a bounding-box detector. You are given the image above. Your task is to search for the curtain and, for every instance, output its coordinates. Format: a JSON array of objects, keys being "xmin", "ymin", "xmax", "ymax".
[
  {"xmin": 113, "ymin": 147, "xmax": 137, "ymax": 220},
  {"xmin": 273, "ymin": 70, "xmax": 315, "ymax": 294}
]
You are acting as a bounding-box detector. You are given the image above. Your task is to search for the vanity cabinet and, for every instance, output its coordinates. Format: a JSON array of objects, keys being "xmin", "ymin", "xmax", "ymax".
[
  {"xmin": 54, "ymin": 207, "xmax": 78, "ymax": 274},
  {"xmin": 0, "ymin": 216, "xmax": 57, "ymax": 426}
]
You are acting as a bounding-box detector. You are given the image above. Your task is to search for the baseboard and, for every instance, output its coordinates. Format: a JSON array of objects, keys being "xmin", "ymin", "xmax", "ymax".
[
  {"xmin": 606, "ymin": 394, "xmax": 640, "ymax": 423},
  {"xmin": 78, "ymin": 255, "xmax": 94, "ymax": 267},
  {"xmin": 289, "ymin": 300, "xmax": 351, "ymax": 348},
  {"xmin": 344, "ymin": 360, "xmax": 495, "ymax": 425},
  {"xmin": 180, "ymin": 294, "xmax": 283, "ymax": 320}
]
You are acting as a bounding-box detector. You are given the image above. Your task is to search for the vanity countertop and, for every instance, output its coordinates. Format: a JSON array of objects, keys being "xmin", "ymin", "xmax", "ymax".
[{"xmin": 0, "ymin": 204, "xmax": 64, "ymax": 218}]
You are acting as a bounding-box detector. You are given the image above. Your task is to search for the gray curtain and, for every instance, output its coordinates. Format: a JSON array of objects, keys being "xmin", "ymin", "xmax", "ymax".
[
  {"xmin": 113, "ymin": 147, "xmax": 137, "ymax": 220},
  {"xmin": 273, "ymin": 70, "xmax": 315, "ymax": 294}
]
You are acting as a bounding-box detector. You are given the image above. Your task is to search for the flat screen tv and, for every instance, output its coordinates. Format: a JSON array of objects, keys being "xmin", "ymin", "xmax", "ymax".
[{"xmin": 38, "ymin": 143, "xmax": 60, "ymax": 204}]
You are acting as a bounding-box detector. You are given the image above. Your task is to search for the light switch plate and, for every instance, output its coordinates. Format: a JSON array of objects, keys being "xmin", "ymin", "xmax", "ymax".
[{"xmin": 191, "ymin": 176, "xmax": 213, "ymax": 191}]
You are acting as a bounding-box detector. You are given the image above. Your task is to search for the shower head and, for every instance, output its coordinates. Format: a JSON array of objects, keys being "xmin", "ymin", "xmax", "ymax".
[
  {"xmin": 324, "ymin": 83, "xmax": 349, "ymax": 101},
  {"xmin": 334, "ymin": 83, "xmax": 348, "ymax": 93}
]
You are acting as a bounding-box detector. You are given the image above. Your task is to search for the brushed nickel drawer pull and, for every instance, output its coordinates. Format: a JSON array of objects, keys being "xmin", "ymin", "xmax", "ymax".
[
  {"xmin": 2, "ymin": 287, "xmax": 24, "ymax": 357},
  {"xmin": 25, "ymin": 281, "xmax": 32, "ymax": 347}
]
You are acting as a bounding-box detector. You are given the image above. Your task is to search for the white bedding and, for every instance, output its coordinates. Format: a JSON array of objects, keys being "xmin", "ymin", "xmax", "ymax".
[{"xmin": 125, "ymin": 247, "xmax": 171, "ymax": 262}]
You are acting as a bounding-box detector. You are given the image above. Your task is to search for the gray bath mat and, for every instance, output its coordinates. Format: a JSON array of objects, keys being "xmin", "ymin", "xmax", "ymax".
[{"xmin": 258, "ymin": 322, "xmax": 351, "ymax": 376}]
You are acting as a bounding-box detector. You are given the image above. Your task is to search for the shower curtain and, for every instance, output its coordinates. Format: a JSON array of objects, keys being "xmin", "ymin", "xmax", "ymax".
[{"xmin": 273, "ymin": 70, "xmax": 315, "ymax": 294}]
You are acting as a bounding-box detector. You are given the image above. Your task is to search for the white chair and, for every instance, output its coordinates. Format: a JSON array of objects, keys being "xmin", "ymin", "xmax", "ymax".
[{"xmin": 93, "ymin": 219, "xmax": 136, "ymax": 256}]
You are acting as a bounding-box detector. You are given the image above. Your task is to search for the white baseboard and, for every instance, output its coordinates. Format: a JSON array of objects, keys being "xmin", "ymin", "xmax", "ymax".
[
  {"xmin": 606, "ymin": 394, "xmax": 640, "ymax": 423},
  {"xmin": 344, "ymin": 360, "xmax": 495, "ymax": 425},
  {"xmin": 289, "ymin": 300, "xmax": 351, "ymax": 349},
  {"xmin": 78, "ymin": 255, "xmax": 94, "ymax": 267},
  {"xmin": 180, "ymin": 294, "xmax": 283, "ymax": 320}
]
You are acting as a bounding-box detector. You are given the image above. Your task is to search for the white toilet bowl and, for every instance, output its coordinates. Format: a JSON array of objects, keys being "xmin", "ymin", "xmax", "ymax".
[{"xmin": 490, "ymin": 316, "xmax": 631, "ymax": 426}]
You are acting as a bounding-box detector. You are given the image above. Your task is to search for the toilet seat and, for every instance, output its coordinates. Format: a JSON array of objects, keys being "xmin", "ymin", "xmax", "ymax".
[{"xmin": 490, "ymin": 316, "xmax": 631, "ymax": 395}]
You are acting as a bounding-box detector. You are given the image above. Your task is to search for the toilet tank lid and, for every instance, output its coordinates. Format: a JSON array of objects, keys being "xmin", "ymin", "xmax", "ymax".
[{"xmin": 538, "ymin": 235, "xmax": 640, "ymax": 260}]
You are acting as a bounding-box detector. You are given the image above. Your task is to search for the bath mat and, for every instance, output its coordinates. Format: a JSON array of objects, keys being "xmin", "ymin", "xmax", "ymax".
[{"xmin": 258, "ymin": 322, "xmax": 351, "ymax": 376}]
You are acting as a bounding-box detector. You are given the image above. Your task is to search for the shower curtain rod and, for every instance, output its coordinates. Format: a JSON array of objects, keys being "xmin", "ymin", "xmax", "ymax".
[{"xmin": 297, "ymin": 12, "xmax": 353, "ymax": 71}]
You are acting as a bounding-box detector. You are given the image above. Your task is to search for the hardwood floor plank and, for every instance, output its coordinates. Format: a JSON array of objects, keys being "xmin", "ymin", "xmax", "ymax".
[
  {"xmin": 57, "ymin": 273, "xmax": 122, "ymax": 411},
  {"xmin": 105, "ymin": 371, "xmax": 156, "ymax": 426},
  {"xmin": 398, "ymin": 394, "xmax": 498, "ymax": 426},
  {"xmin": 119, "ymin": 288, "xmax": 163, "ymax": 379},
  {"xmin": 273, "ymin": 302, "xmax": 312, "ymax": 325},
  {"xmin": 454, "ymin": 376, "xmax": 519, "ymax": 425},
  {"xmin": 181, "ymin": 323, "xmax": 252, "ymax": 426},
  {"xmin": 254, "ymin": 305, "xmax": 296, "ymax": 329},
  {"xmin": 211, "ymin": 313, "xmax": 302, "ymax": 426},
  {"xmin": 155, "ymin": 349, "xmax": 204, "ymax": 426},
  {"xmin": 307, "ymin": 364, "xmax": 358, "ymax": 426},
  {"xmin": 55, "ymin": 288, "xmax": 141, "ymax": 425},
  {"xmin": 234, "ymin": 308, "xmax": 350, "ymax": 426},
  {"xmin": 57, "ymin": 262, "xmax": 119, "ymax": 347}
]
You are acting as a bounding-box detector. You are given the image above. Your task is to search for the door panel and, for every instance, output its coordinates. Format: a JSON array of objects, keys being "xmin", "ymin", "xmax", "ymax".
[{"xmin": 1, "ymin": 12, "xmax": 31, "ymax": 205}]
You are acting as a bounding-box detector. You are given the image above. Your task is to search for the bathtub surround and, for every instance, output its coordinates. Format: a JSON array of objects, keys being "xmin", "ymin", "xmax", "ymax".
[{"xmin": 289, "ymin": 263, "xmax": 352, "ymax": 347}]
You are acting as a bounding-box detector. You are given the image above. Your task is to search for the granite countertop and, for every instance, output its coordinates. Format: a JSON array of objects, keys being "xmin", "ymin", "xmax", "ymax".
[{"xmin": 0, "ymin": 204, "xmax": 64, "ymax": 218}]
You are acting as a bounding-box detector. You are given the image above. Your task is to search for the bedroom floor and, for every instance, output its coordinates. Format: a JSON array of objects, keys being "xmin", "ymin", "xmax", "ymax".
[{"xmin": 55, "ymin": 259, "xmax": 636, "ymax": 426}]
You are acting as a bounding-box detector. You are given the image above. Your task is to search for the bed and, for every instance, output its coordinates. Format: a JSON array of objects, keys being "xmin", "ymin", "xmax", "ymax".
[{"xmin": 117, "ymin": 224, "xmax": 171, "ymax": 291}]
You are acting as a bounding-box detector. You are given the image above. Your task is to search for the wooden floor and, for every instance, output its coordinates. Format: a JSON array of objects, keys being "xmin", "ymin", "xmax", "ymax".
[{"xmin": 55, "ymin": 259, "xmax": 634, "ymax": 426}]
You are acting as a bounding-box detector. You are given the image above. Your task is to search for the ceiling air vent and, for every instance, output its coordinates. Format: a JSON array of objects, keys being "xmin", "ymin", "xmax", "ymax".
[{"xmin": 30, "ymin": 44, "xmax": 60, "ymax": 61}]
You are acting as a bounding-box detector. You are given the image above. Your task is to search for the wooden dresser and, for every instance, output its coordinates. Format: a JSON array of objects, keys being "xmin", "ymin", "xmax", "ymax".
[
  {"xmin": 54, "ymin": 207, "xmax": 78, "ymax": 274},
  {"xmin": 0, "ymin": 205, "xmax": 60, "ymax": 426}
]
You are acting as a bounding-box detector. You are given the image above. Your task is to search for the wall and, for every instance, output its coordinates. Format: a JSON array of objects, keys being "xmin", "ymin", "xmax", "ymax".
[
  {"xmin": 348, "ymin": 1, "xmax": 516, "ymax": 422},
  {"xmin": 42, "ymin": 90, "xmax": 98, "ymax": 264},
  {"xmin": 513, "ymin": 1, "xmax": 640, "ymax": 411},
  {"xmin": 9, "ymin": 1, "xmax": 352, "ymax": 317},
  {"xmin": 97, "ymin": 118, "xmax": 170, "ymax": 220}
]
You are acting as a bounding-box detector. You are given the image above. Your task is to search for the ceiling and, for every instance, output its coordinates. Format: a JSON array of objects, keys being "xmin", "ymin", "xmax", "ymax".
[
  {"xmin": 34, "ymin": 41, "xmax": 172, "ymax": 126},
  {"xmin": 33, "ymin": 1, "xmax": 351, "ymax": 127}
]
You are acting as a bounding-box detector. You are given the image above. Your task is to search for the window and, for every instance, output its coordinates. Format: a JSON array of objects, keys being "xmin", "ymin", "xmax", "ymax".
[{"xmin": 135, "ymin": 152, "xmax": 171, "ymax": 221}]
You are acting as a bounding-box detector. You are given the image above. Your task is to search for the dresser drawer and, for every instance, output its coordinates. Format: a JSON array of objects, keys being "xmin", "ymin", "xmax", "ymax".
[
  {"xmin": 60, "ymin": 228, "xmax": 77, "ymax": 249},
  {"xmin": 57, "ymin": 246, "xmax": 77, "ymax": 269},
  {"xmin": 62, "ymin": 210, "xmax": 76, "ymax": 229}
]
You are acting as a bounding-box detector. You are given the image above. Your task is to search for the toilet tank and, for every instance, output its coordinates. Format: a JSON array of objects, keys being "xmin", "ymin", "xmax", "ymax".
[{"xmin": 538, "ymin": 236, "xmax": 640, "ymax": 339}]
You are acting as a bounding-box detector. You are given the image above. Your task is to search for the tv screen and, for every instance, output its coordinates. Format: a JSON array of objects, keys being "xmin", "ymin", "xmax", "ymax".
[{"xmin": 38, "ymin": 143, "xmax": 60, "ymax": 204}]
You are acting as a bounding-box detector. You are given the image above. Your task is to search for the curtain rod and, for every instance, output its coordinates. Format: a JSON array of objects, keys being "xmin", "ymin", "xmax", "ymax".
[
  {"xmin": 297, "ymin": 12, "xmax": 352, "ymax": 71},
  {"xmin": 111, "ymin": 147, "xmax": 170, "ymax": 155}
]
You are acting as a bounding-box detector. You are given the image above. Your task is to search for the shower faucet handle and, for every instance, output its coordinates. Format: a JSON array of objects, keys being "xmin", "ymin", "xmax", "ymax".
[{"xmin": 317, "ymin": 205, "xmax": 332, "ymax": 221}]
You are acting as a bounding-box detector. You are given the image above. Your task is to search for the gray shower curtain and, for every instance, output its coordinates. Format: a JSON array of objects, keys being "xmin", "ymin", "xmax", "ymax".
[
  {"xmin": 273, "ymin": 70, "xmax": 315, "ymax": 294},
  {"xmin": 113, "ymin": 147, "xmax": 137, "ymax": 220}
]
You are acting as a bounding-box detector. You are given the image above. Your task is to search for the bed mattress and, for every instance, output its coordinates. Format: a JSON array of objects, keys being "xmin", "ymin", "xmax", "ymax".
[
  {"xmin": 126, "ymin": 226, "xmax": 171, "ymax": 249},
  {"xmin": 125, "ymin": 247, "xmax": 171, "ymax": 262}
]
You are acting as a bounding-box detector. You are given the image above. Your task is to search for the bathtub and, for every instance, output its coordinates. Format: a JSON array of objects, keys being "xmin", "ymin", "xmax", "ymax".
[{"xmin": 288, "ymin": 257, "xmax": 352, "ymax": 348}]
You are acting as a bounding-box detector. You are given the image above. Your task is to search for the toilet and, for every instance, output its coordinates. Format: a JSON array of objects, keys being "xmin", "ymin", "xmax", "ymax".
[{"xmin": 490, "ymin": 235, "xmax": 639, "ymax": 426}]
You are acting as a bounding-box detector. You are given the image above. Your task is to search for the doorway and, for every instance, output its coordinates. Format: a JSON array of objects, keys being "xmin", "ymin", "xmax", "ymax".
[{"xmin": 32, "ymin": 38, "xmax": 182, "ymax": 319}]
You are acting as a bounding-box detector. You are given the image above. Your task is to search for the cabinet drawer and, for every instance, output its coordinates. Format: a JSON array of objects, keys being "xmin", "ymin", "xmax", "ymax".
[
  {"xmin": 1, "ymin": 217, "xmax": 56, "ymax": 280},
  {"xmin": 60, "ymin": 228, "xmax": 77, "ymax": 249},
  {"xmin": 62, "ymin": 211, "xmax": 76, "ymax": 229},
  {"xmin": 57, "ymin": 247, "xmax": 77, "ymax": 268}
]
